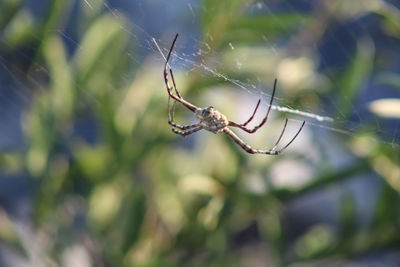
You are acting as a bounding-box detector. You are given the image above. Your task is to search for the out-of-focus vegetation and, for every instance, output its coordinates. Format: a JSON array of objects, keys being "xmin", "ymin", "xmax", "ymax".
[{"xmin": 0, "ymin": 0, "xmax": 400, "ymax": 266}]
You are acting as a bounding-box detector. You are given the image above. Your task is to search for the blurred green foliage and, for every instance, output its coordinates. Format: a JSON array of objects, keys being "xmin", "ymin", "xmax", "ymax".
[{"xmin": 0, "ymin": 0, "xmax": 400, "ymax": 266}]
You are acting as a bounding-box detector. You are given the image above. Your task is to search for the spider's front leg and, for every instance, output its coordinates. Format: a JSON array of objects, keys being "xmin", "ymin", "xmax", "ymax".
[
  {"xmin": 240, "ymin": 99, "xmax": 261, "ymax": 127},
  {"xmin": 164, "ymin": 34, "xmax": 198, "ymax": 113},
  {"xmin": 229, "ymin": 79, "xmax": 278, "ymax": 134}
]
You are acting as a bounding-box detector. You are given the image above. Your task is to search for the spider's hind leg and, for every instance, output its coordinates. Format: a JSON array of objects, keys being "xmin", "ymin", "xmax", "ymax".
[
  {"xmin": 168, "ymin": 96, "xmax": 200, "ymax": 130},
  {"xmin": 171, "ymin": 126, "xmax": 202, "ymax": 137}
]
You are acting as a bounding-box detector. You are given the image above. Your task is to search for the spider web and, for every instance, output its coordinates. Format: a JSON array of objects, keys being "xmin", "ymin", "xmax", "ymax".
[{"xmin": 1, "ymin": 0, "xmax": 400, "ymax": 151}]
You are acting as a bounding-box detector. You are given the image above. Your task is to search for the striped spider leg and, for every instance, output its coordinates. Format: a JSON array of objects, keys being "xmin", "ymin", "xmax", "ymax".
[
  {"xmin": 168, "ymin": 96, "xmax": 203, "ymax": 137},
  {"xmin": 163, "ymin": 34, "xmax": 305, "ymax": 155}
]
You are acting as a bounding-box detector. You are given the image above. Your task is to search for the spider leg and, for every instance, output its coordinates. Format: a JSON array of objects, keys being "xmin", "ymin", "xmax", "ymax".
[
  {"xmin": 271, "ymin": 118, "xmax": 288, "ymax": 151},
  {"xmin": 170, "ymin": 69, "xmax": 182, "ymax": 98},
  {"xmin": 273, "ymin": 120, "xmax": 305, "ymax": 153},
  {"xmin": 171, "ymin": 126, "xmax": 203, "ymax": 137},
  {"xmin": 169, "ymin": 68, "xmax": 198, "ymax": 112},
  {"xmin": 223, "ymin": 128, "xmax": 278, "ymax": 155},
  {"xmin": 223, "ymin": 120, "xmax": 305, "ymax": 155},
  {"xmin": 168, "ymin": 96, "xmax": 200, "ymax": 130},
  {"xmin": 240, "ymin": 99, "xmax": 261, "ymax": 127},
  {"xmin": 228, "ymin": 79, "xmax": 277, "ymax": 133},
  {"xmin": 164, "ymin": 34, "xmax": 198, "ymax": 113}
]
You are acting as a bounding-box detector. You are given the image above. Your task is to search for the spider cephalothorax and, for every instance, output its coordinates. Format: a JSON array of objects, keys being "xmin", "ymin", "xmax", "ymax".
[
  {"xmin": 195, "ymin": 106, "xmax": 228, "ymax": 133},
  {"xmin": 163, "ymin": 34, "xmax": 305, "ymax": 155}
]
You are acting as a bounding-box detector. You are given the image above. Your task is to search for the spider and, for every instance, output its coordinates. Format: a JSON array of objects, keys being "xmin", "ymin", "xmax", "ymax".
[{"xmin": 163, "ymin": 34, "xmax": 305, "ymax": 155}]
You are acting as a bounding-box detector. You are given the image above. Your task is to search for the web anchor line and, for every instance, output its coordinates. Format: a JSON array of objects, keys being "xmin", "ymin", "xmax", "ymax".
[{"xmin": 271, "ymin": 105, "xmax": 334, "ymax": 122}]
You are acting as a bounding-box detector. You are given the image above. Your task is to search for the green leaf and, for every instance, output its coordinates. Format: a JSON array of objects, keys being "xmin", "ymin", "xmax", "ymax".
[
  {"xmin": 42, "ymin": 35, "xmax": 74, "ymax": 120},
  {"xmin": 40, "ymin": 0, "xmax": 74, "ymax": 38},
  {"xmin": 202, "ymin": 0, "xmax": 253, "ymax": 48},
  {"xmin": 73, "ymin": 13, "xmax": 129, "ymax": 87},
  {"xmin": 30, "ymin": 0, "xmax": 74, "ymax": 63},
  {"xmin": 0, "ymin": 0, "xmax": 21, "ymax": 33},
  {"xmin": 1, "ymin": 10, "xmax": 36, "ymax": 49},
  {"xmin": 121, "ymin": 187, "xmax": 146, "ymax": 254},
  {"xmin": 339, "ymin": 193, "xmax": 357, "ymax": 243},
  {"xmin": 376, "ymin": 2, "xmax": 400, "ymax": 39},
  {"xmin": 337, "ymin": 37, "xmax": 374, "ymax": 117}
]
